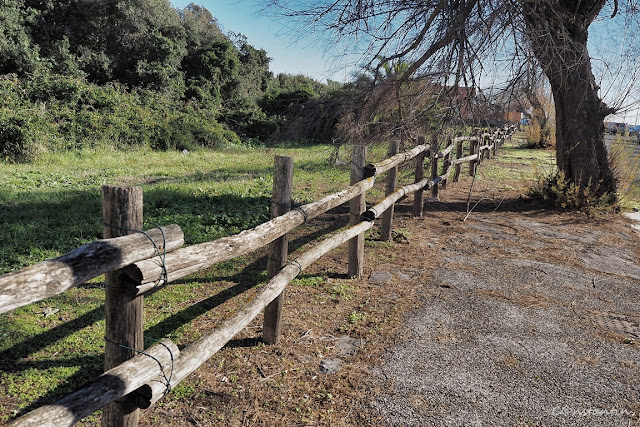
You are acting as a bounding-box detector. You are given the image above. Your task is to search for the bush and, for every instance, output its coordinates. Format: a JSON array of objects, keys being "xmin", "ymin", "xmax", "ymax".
[
  {"xmin": 529, "ymin": 169, "xmax": 614, "ymax": 211},
  {"xmin": 0, "ymin": 116, "xmax": 32, "ymax": 162},
  {"xmin": 0, "ymin": 73, "xmax": 245, "ymax": 160}
]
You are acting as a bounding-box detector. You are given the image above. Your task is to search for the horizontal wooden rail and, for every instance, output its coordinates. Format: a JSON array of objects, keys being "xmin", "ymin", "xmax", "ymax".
[
  {"xmin": 453, "ymin": 135, "xmax": 480, "ymax": 143},
  {"xmin": 7, "ymin": 339, "xmax": 179, "ymax": 427},
  {"xmin": 362, "ymin": 177, "xmax": 432, "ymax": 221},
  {"xmin": 434, "ymin": 142, "xmax": 455, "ymax": 159},
  {"xmin": 137, "ymin": 221, "xmax": 374, "ymax": 406},
  {"xmin": 452, "ymin": 153, "xmax": 480, "ymax": 165},
  {"xmin": 363, "ymin": 144, "xmax": 429, "ymax": 177},
  {"xmin": 0, "ymin": 225, "xmax": 183, "ymax": 314},
  {"xmin": 123, "ymin": 177, "xmax": 376, "ymax": 295}
]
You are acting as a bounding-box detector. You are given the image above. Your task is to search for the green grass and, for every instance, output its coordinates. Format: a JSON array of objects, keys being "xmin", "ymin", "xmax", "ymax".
[
  {"xmin": 0, "ymin": 145, "xmax": 349, "ymax": 273},
  {"xmin": 0, "ymin": 143, "xmax": 351, "ymax": 422},
  {"xmin": 474, "ymin": 139, "xmax": 556, "ymax": 188}
]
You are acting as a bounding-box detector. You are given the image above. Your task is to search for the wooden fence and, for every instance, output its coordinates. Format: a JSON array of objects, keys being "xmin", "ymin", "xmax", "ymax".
[{"xmin": 0, "ymin": 126, "xmax": 515, "ymax": 426}]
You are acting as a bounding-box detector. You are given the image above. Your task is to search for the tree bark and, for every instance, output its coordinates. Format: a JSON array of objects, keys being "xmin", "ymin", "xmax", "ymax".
[{"xmin": 521, "ymin": 1, "xmax": 617, "ymax": 198}]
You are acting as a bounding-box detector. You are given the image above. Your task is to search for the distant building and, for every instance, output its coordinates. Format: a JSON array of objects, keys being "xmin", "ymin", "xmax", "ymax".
[{"xmin": 504, "ymin": 108, "xmax": 523, "ymax": 123}]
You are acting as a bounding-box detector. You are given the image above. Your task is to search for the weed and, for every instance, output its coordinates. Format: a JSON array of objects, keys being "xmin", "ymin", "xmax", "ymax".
[
  {"xmin": 291, "ymin": 274, "xmax": 326, "ymax": 287},
  {"xmin": 171, "ymin": 382, "xmax": 197, "ymax": 400},
  {"xmin": 348, "ymin": 311, "xmax": 367, "ymax": 325},
  {"xmin": 329, "ymin": 284, "xmax": 354, "ymax": 301}
]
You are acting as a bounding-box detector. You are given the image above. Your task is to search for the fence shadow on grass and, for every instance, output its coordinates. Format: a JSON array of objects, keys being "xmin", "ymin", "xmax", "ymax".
[{"xmin": 144, "ymin": 206, "xmax": 351, "ymax": 344}]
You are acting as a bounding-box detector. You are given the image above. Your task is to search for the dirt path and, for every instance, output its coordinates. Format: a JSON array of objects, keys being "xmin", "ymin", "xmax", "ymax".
[
  {"xmin": 369, "ymin": 193, "xmax": 640, "ymax": 426},
  {"xmin": 128, "ymin": 139, "xmax": 640, "ymax": 427}
]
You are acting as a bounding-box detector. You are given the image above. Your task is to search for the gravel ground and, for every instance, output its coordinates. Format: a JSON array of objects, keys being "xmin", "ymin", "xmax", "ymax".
[{"xmin": 372, "ymin": 208, "xmax": 640, "ymax": 426}]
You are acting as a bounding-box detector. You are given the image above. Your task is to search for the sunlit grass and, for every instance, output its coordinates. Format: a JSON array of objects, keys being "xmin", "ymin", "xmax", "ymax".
[
  {"xmin": 0, "ymin": 143, "xmax": 352, "ymax": 422},
  {"xmin": 0, "ymin": 145, "xmax": 350, "ymax": 273}
]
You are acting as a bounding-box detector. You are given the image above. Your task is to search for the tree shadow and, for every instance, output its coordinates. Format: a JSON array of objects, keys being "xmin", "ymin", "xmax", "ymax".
[
  {"xmin": 392, "ymin": 195, "xmax": 546, "ymax": 215},
  {"xmin": 0, "ymin": 185, "xmax": 275, "ymax": 274}
]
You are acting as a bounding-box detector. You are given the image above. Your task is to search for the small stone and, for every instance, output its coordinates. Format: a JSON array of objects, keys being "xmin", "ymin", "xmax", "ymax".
[
  {"xmin": 319, "ymin": 358, "xmax": 343, "ymax": 374},
  {"xmin": 41, "ymin": 307, "xmax": 59, "ymax": 317},
  {"xmin": 369, "ymin": 271, "xmax": 393, "ymax": 283},
  {"xmin": 337, "ymin": 336, "xmax": 365, "ymax": 357},
  {"xmin": 397, "ymin": 268, "xmax": 422, "ymax": 280},
  {"xmin": 181, "ymin": 149, "xmax": 190, "ymax": 154}
]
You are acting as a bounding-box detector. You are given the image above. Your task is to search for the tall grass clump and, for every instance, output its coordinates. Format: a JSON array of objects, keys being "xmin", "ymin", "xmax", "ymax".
[
  {"xmin": 523, "ymin": 118, "xmax": 555, "ymax": 149},
  {"xmin": 608, "ymin": 136, "xmax": 640, "ymax": 210},
  {"xmin": 530, "ymin": 168, "xmax": 615, "ymax": 211}
]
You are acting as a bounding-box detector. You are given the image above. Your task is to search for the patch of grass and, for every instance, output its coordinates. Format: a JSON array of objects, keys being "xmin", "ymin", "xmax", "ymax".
[
  {"xmin": 608, "ymin": 136, "xmax": 640, "ymax": 211},
  {"xmin": 291, "ymin": 274, "xmax": 326, "ymax": 287},
  {"xmin": 0, "ymin": 145, "xmax": 349, "ymax": 273},
  {"xmin": 477, "ymin": 141, "xmax": 556, "ymax": 191},
  {"xmin": 0, "ymin": 143, "xmax": 351, "ymax": 422},
  {"xmin": 329, "ymin": 284, "xmax": 354, "ymax": 301}
]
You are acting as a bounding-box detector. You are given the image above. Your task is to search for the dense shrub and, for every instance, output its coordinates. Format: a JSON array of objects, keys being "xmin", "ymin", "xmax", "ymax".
[
  {"xmin": 0, "ymin": 1, "xmax": 350, "ymax": 159},
  {"xmin": 0, "ymin": 73, "xmax": 242, "ymax": 161},
  {"xmin": 0, "ymin": 117, "xmax": 31, "ymax": 162},
  {"xmin": 530, "ymin": 169, "xmax": 615, "ymax": 210}
]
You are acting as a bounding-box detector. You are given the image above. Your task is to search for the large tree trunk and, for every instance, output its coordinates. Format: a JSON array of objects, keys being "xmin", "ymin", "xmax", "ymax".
[
  {"xmin": 521, "ymin": 1, "xmax": 617, "ymax": 198},
  {"xmin": 548, "ymin": 63, "xmax": 616, "ymax": 197}
]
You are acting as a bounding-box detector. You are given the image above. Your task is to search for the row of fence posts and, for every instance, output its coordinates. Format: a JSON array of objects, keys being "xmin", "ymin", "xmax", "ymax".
[{"xmin": 96, "ymin": 128, "xmax": 506, "ymax": 425}]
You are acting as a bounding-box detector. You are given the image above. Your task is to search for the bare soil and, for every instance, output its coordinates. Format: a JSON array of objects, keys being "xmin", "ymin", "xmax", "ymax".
[
  {"xmin": 372, "ymin": 188, "xmax": 640, "ymax": 426},
  {"xmin": 108, "ymin": 145, "xmax": 640, "ymax": 425}
]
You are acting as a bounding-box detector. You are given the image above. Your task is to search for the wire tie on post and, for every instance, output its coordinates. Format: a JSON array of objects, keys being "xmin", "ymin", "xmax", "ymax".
[
  {"xmin": 286, "ymin": 259, "xmax": 303, "ymax": 276},
  {"xmin": 103, "ymin": 222, "xmax": 168, "ymax": 289},
  {"xmin": 104, "ymin": 335, "xmax": 174, "ymax": 396},
  {"xmin": 267, "ymin": 257, "xmax": 302, "ymax": 275},
  {"xmin": 144, "ymin": 336, "xmax": 174, "ymax": 396},
  {"xmin": 292, "ymin": 205, "xmax": 308, "ymax": 222}
]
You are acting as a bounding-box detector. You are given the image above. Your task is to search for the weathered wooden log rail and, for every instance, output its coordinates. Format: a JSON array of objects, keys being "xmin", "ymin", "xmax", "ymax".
[{"xmin": 1, "ymin": 125, "xmax": 516, "ymax": 427}]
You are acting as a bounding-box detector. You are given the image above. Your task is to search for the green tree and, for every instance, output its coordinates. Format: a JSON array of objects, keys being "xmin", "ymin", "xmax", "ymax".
[
  {"xmin": 0, "ymin": 0, "xmax": 40, "ymax": 74},
  {"xmin": 25, "ymin": 0, "xmax": 187, "ymax": 95},
  {"xmin": 180, "ymin": 4, "xmax": 238, "ymax": 106}
]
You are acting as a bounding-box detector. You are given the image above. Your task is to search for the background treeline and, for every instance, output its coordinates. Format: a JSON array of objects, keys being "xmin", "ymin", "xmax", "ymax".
[{"xmin": 0, "ymin": 0, "xmax": 366, "ymax": 162}]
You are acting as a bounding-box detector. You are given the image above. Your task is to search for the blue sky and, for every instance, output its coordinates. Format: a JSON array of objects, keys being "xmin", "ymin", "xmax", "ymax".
[
  {"xmin": 169, "ymin": 0, "xmax": 354, "ymax": 83},
  {"xmin": 170, "ymin": 1, "xmax": 638, "ymax": 124}
]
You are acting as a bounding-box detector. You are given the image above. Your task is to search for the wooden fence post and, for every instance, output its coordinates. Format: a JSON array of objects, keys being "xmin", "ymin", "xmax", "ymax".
[
  {"xmin": 441, "ymin": 136, "xmax": 452, "ymax": 189},
  {"xmin": 484, "ymin": 133, "xmax": 491, "ymax": 161},
  {"xmin": 469, "ymin": 135, "xmax": 478, "ymax": 177},
  {"xmin": 430, "ymin": 136, "xmax": 439, "ymax": 199},
  {"xmin": 453, "ymin": 133, "xmax": 463, "ymax": 183},
  {"xmin": 102, "ymin": 185, "xmax": 144, "ymax": 427},
  {"xmin": 380, "ymin": 140, "xmax": 399, "ymax": 241},
  {"xmin": 263, "ymin": 156, "xmax": 293, "ymax": 345},
  {"xmin": 413, "ymin": 136, "xmax": 426, "ymax": 216},
  {"xmin": 348, "ymin": 145, "xmax": 366, "ymax": 278}
]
